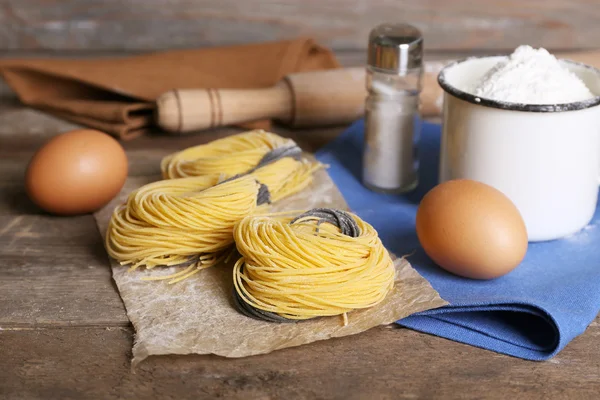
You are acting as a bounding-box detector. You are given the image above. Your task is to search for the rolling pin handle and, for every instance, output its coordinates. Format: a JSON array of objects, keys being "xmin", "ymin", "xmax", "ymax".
[
  {"xmin": 156, "ymin": 88, "xmax": 223, "ymax": 134},
  {"xmin": 155, "ymin": 85, "xmax": 293, "ymax": 134},
  {"xmin": 156, "ymin": 90, "xmax": 184, "ymax": 133}
]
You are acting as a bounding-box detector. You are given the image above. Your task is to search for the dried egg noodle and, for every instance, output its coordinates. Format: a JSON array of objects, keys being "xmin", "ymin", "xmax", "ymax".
[
  {"xmin": 232, "ymin": 208, "xmax": 396, "ymax": 325},
  {"xmin": 161, "ymin": 130, "xmax": 304, "ymax": 180},
  {"xmin": 160, "ymin": 129, "xmax": 323, "ymax": 203},
  {"xmin": 106, "ymin": 130, "xmax": 324, "ymax": 284},
  {"xmin": 106, "ymin": 175, "xmax": 262, "ymax": 283}
]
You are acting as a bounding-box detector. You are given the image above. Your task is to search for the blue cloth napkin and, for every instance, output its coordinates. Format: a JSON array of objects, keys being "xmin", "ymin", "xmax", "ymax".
[{"xmin": 315, "ymin": 119, "xmax": 600, "ymax": 361}]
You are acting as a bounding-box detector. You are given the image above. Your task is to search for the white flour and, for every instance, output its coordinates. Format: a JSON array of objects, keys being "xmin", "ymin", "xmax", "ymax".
[{"xmin": 471, "ymin": 45, "xmax": 595, "ymax": 104}]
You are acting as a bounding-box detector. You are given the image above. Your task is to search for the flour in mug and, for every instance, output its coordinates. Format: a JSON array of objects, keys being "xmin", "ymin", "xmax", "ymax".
[{"xmin": 471, "ymin": 45, "xmax": 595, "ymax": 104}]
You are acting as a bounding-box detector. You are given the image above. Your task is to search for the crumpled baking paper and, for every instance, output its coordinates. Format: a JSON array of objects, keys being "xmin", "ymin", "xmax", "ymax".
[{"xmin": 94, "ymin": 166, "xmax": 447, "ymax": 365}]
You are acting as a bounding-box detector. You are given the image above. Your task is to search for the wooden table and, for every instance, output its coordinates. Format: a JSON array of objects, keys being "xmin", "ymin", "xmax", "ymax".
[{"xmin": 1, "ymin": 51, "xmax": 599, "ymax": 400}]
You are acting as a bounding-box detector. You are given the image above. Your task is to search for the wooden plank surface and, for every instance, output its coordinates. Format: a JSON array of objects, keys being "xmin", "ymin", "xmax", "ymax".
[
  {"xmin": 1, "ymin": 49, "xmax": 600, "ymax": 399},
  {"xmin": 1, "ymin": 0, "xmax": 599, "ymax": 52},
  {"xmin": 1, "ymin": 325, "xmax": 600, "ymax": 400},
  {"xmin": 0, "ymin": 211, "xmax": 129, "ymax": 327}
]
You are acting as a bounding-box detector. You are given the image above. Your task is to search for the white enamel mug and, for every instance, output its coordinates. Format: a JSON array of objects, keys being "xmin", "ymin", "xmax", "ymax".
[{"xmin": 438, "ymin": 56, "xmax": 600, "ymax": 242}]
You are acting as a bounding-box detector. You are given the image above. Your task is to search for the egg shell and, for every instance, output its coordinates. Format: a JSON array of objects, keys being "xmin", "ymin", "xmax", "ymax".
[
  {"xmin": 25, "ymin": 129, "xmax": 128, "ymax": 215},
  {"xmin": 416, "ymin": 179, "xmax": 528, "ymax": 280}
]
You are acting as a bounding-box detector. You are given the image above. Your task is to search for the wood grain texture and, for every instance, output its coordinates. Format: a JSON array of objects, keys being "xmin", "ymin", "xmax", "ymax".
[
  {"xmin": 1, "ymin": 325, "xmax": 600, "ymax": 400},
  {"xmin": 1, "ymin": 0, "xmax": 599, "ymax": 51},
  {"xmin": 0, "ymin": 193, "xmax": 129, "ymax": 326},
  {"xmin": 1, "ymin": 48, "xmax": 600, "ymax": 399}
]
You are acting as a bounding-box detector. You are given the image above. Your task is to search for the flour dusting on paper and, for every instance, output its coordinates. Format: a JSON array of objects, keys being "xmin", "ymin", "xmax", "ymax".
[{"xmin": 94, "ymin": 165, "xmax": 447, "ymax": 366}]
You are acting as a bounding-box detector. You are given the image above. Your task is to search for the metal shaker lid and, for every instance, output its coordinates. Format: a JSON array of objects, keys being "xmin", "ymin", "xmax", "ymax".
[{"xmin": 367, "ymin": 23, "xmax": 423, "ymax": 73}]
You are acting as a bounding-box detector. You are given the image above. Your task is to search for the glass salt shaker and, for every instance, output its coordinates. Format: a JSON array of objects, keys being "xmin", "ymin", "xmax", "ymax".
[{"xmin": 363, "ymin": 23, "xmax": 423, "ymax": 193}]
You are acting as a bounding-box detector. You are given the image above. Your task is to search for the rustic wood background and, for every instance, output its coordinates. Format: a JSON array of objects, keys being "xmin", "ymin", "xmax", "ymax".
[
  {"xmin": 2, "ymin": 2, "xmax": 600, "ymax": 399},
  {"xmin": 1, "ymin": 0, "xmax": 598, "ymax": 52}
]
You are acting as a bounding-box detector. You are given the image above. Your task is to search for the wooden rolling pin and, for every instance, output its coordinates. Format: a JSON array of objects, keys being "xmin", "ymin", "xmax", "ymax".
[
  {"xmin": 155, "ymin": 51, "xmax": 600, "ymax": 134},
  {"xmin": 156, "ymin": 66, "xmax": 442, "ymax": 134}
]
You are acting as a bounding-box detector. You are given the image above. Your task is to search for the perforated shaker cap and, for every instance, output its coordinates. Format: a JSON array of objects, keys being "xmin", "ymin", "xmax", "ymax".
[{"xmin": 368, "ymin": 23, "xmax": 423, "ymax": 73}]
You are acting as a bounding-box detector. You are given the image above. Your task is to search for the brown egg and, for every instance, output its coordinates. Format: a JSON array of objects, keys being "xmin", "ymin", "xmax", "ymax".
[
  {"xmin": 25, "ymin": 129, "xmax": 128, "ymax": 215},
  {"xmin": 416, "ymin": 179, "xmax": 528, "ymax": 280}
]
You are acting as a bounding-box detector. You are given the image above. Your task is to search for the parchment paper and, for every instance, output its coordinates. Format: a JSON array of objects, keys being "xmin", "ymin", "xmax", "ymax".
[{"xmin": 94, "ymin": 166, "xmax": 448, "ymax": 365}]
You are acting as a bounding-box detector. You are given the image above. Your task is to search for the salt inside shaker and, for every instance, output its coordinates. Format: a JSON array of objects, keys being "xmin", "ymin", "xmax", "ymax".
[{"xmin": 363, "ymin": 23, "xmax": 423, "ymax": 193}]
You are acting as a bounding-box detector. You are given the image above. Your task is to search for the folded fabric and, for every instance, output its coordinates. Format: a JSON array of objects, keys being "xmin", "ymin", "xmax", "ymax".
[
  {"xmin": 0, "ymin": 38, "xmax": 339, "ymax": 140},
  {"xmin": 315, "ymin": 119, "xmax": 600, "ymax": 360}
]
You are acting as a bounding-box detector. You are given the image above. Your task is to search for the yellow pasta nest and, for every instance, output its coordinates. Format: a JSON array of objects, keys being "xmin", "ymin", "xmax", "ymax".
[
  {"xmin": 105, "ymin": 174, "xmax": 262, "ymax": 283},
  {"xmin": 106, "ymin": 129, "xmax": 324, "ymax": 284},
  {"xmin": 161, "ymin": 129, "xmax": 299, "ymax": 180},
  {"xmin": 232, "ymin": 208, "xmax": 396, "ymax": 325}
]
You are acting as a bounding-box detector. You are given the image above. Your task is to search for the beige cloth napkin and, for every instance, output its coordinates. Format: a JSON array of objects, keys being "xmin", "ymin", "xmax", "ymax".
[{"xmin": 0, "ymin": 38, "xmax": 340, "ymax": 140}]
